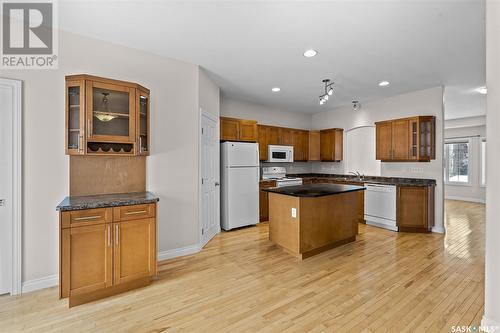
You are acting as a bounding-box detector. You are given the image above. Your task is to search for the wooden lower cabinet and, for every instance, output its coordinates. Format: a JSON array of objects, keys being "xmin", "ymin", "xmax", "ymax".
[
  {"xmin": 397, "ymin": 186, "xmax": 435, "ymax": 232},
  {"xmin": 113, "ymin": 218, "xmax": 156, "ymax": 285},
  {"xmin": 259, "ymin": 180, "xmax": 276, "ymax": 222},
  {"xmin": 60, "ymin": 223, "xmax": 113, "ymax": 297},
  {"xmin": 60, "ymin": 203, "xmax": 157, "ymax": 307}
]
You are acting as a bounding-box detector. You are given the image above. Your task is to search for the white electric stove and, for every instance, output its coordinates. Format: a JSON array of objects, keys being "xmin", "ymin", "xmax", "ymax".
[{"xmin": 261, "ymin": 167, "xmax": 303, "ymax": 187}]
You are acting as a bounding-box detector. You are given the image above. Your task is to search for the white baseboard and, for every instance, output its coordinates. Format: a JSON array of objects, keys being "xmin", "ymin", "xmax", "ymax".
[
  {"xmin": 481, "ymin": 315, "xmax": 500, "ymax": 331},
  {"xmin": 432, "ymin": 226, "xmax": 446, "ymax": 234},
  {"xmin": 445, "ymin": 195, "xmax": 486, "ymax": 204},
  {"xmin": 157, "ymin": 244, "xmax": 202, "ymax": 262},
  {"xmin": 19, "ymin": 244, "xmax": 203, "ymax": 294},
  {"xmin": 22, "ymin": 274, "xmax": 58, "ymax": 294}
]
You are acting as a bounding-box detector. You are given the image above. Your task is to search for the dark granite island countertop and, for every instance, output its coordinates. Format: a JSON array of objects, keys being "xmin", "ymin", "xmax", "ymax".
[
  {"xmin": 56, "ymin": 191, "xmax": 159, "ymax": 211},
  {"xmin": 263, "ymin": 183, "xmax": 366, "ymax": 198}
]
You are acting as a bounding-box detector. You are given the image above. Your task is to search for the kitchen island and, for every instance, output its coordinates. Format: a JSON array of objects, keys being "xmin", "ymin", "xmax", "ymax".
[{"xmin": 263, "ymin": 184, "xmax": 365, "ymax": 259}]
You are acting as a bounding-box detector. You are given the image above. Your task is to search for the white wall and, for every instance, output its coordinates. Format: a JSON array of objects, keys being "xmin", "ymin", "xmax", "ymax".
[
  {"xmin": 445, "ymin": 115, "xmax": 486, "ymax": 129},
  {"xmin": 444, "ymin": 125, "xmax": 486, "ymax": 203},
  {"xmin": 220, "ymin": 97, "xmax": 312, "ymax": 129},
  {"xmin": 312, "ymin": 87, "xmax": 445, "ymax": 233},
  {"xmin": 199, "ymin": 68, "xmax": 220, "ymax": 118},
  {"xmin": 483, "ymin": 0, "xmax": 500, "ymax": 326},
  {"xmin": 1, "ymin": 30, "xmax": 217, "ymax": 285}
]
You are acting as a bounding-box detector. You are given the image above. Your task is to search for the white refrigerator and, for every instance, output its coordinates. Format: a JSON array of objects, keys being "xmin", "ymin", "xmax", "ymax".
[{"xmin": 221, "ymin": 142, "xmax": 260, "ymax": 231}]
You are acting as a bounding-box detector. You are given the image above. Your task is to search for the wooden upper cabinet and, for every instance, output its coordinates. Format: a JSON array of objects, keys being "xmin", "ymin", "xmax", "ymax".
[
  {"xmin": 220, "ymin": 117, "xmax": 240, "ymax": 141},
  {"xmin": 376, "ymin": 116, "xmax": 435, "ymax": 162},
  {"xmin": 239, "ymin": 120, "xmax": 258, "ymax": 142},
  {"xmin": 65, "ymin": 75, "xmax": 150, "ymax": 156},
  {"xmin": 257, "ymin": 125, "xmax": 268, "ymax": 161},
  {"xmin": 308, "ymin": 131, "xmax": 320, "ymax": 161},
  {"xmin": 376, "ymin": 121, "xmax": 392, "ymax": 160},
  {"xmin": 292, "ymin": 130, "xmax": 309, "ymax": 162},
  {"xmin": 279, "ymin": 128, "xmax": 294, "ymax": 146},
  {"xmin": 267, "ymin": 126, "xmax": 280, "ymax": 145},
  {"xmin": 391, "ymin": 119, "xmax": 410, "ymax": 160},
  {"xmin": 320, "ymin": 128, "xmax": 343, "ymax": 161},
  {"xmin": 220, "ymin": 117, "xmax": 257, "ymax": 142},
  {"xmin": 66, "ymin": 80, "xmax": 86, "ymax": 155},
  {"xmin": 137, "ymin": 90, "xmax": 150, "ymax": 156}
]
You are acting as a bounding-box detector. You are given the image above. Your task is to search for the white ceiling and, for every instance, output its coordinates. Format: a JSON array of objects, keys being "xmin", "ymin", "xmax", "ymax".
[{"xmin": 59, "ymin": 0, "xmax": 486, "ymax": 119}]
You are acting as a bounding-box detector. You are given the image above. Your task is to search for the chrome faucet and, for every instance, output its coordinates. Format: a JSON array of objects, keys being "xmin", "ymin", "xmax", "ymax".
[{"xmin": 348, "ymin": 171, "xmax": 364, "ymax": 181}]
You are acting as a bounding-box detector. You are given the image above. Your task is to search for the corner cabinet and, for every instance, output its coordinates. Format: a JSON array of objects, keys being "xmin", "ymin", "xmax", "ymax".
[
  {"xmin": 376, "ymin": 116, "xmax": 435, "ymax": 162},
  {"xmin": 65, "ymin": 75, "xmax": 150, "ymax": 156},
  {"xmin": 60, "ymin": 203, "xmax": 157, "ymax": 307}
]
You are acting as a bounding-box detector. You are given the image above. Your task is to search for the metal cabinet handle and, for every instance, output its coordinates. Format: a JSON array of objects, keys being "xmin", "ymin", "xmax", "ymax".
[
  {"xmin": 124, "ymin": 210, "xmax": 147, "ymax": 215},
  {"xmin": 74, "ymin": 215, "xmax": 101, "ymax": 221},
  {"xmin": 115, "ymin": 224, "xmax": 119, "ymax": 245},
  {"xmin": 139, "ymin": 136, "xmax": 143, "ymax": 154},
  {"xmin": 79, "ymin": 135, "xmax": 84, "ymax": 153},
  {"xmin": 107, "ymin": 225, "xmax": 111, "ymax": 247}
]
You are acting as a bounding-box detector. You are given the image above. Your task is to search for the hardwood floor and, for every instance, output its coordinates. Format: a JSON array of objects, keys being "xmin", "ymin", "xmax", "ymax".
[{"xmin": 0, "ymin": 200, "xmax": 484, "ymax": 332}]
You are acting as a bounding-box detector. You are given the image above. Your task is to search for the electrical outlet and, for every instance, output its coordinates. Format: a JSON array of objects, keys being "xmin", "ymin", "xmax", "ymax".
[{"xmin": 291, "ymin": 208, "xmax": 297, "ymax": 218}]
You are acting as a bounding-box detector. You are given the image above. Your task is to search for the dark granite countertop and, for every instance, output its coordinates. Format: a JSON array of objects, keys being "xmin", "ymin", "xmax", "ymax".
[
  {"xmin": 56, "ymin": 191, "xmax": 159, "ymax": 211},
  {"xmin": 263, "ymin": 184, "xmax": 366, "ymax": 198},
  {"xmin": 287, "ymin": 173, "xmax": 436, "ymax": 187}
]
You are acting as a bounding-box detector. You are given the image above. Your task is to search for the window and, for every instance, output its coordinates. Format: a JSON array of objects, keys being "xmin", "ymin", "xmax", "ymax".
[
  {"xmin": 445, "ymin": 141, "xmax": 470, "ymax": 183},
  {"xmin": 481, "ymin": 139, "xmax": 486, "ymax": 186}
]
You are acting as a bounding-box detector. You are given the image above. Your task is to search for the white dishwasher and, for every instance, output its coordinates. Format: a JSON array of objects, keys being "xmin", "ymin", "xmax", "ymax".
[{"xmin": 364, "ymin": 183, "xmax": 398, "ymax": 231}]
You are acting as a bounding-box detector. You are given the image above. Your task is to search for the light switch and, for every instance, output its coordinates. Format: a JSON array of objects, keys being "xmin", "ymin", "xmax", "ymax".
[{"xmin": 291, "ymin": 207, "xmax": 297, "ymax": 218}]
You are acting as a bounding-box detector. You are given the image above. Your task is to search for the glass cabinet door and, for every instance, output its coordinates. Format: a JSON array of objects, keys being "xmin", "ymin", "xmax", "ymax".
[
  {"xmin": 66, "ymin": 80, "xmax": 85, "ymax": 155},
  {"xmin": 137, "ymin": 91, "xmax": 150, "ymax": 155},
  {"xmin": 86, "ymin": 81, "xmax": 136, "ymax": 143},
  {"xmin": 409, "ymin": 119, "xmax": 418, "ymax": 160}
]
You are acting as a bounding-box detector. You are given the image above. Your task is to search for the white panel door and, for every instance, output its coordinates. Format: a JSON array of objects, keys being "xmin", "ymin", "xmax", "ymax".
[
  {"xmin": 200, "ymin": 111, "xmax": 220, "ymax": 247},
  {"xmin": 0, "ymin": 83, "xmax": 13, "ymax": 295}
]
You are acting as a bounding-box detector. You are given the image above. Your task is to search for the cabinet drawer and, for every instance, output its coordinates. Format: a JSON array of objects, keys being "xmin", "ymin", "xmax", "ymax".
[
  {"xmin": 113, "ymin": 204, "xmax": 155, "ymax": 221},
  {"xmin": 61, "ymin": 208, "xmax": 112, "ymax": 229}
]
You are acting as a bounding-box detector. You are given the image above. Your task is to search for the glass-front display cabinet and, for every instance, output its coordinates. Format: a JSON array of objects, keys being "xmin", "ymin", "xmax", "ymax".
[
  {"xmin": 137, "ymin": 90, "xmax": 150, "ymax": 156},
  {"xmin": 65, "ymin": 80, "xmax": 86, "ymax": 155},
  {"xmin": 65, "ymin": 75, "xmax": 150, "ymax": 156},
  {"xmin": 408, "ymin": 116, "xmax": 435, "ymax": 161}
]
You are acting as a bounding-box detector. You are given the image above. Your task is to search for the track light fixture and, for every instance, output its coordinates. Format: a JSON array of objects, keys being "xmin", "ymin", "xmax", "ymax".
[{"xmin": 318, "ymin": 79, "xmax": 334, "ymax": 105}]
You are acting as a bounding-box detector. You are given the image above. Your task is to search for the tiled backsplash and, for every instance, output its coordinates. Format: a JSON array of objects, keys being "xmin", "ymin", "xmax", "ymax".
[{"xmin": 260, "ymin": 161, "xmax": 344, "ymax": 175}]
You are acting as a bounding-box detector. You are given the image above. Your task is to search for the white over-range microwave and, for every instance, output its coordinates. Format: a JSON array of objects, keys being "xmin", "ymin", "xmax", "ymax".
[{"xmin": 267, "ymin": 145, "xmax": 294, "ymax": 163}]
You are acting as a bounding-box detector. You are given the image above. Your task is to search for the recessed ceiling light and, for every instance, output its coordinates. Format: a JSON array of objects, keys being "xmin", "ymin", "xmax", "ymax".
[
  {"xmin": 271, "ymin": 87, "xmax": 281, "ymax": 92},
  {"xmin": 303, "ymin": 49, "xmax": 318, "ymax": 57},
  {"xmin": 476, "ymin": 86, "xmax": 487, "ymax": 94},
  {"xmin": 378, "ymin": 81, "xmax": 390, "ymax": 87}
]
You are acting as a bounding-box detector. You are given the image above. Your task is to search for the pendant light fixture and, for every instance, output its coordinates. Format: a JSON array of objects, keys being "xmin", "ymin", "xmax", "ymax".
[
  {"xmin": 95, "ymin": 92, "xmax": 118, "ymax": 122},
  {"xmin": 319, "ymin": 79, "xmax": 334, "ymax": 105}
]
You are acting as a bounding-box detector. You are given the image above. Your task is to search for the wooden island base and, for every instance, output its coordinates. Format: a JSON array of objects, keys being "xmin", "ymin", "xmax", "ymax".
[{"xmin": 268, "ymin": 189, "xmax": 363, "ymax": 259}]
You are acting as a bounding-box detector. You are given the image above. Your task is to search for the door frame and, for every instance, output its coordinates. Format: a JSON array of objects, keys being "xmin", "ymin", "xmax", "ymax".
[
  {"xmin": 0, "ymin": 78, "xmax": 22, "ymax": 295},
  {"xmin": 198, "ymin": 108, "xmax": 220, "ymax": 247}
]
